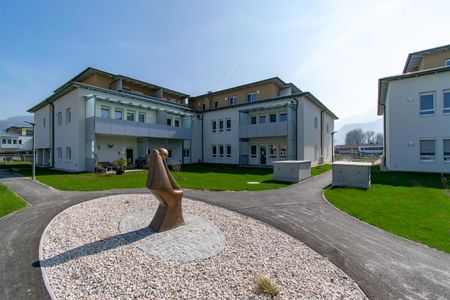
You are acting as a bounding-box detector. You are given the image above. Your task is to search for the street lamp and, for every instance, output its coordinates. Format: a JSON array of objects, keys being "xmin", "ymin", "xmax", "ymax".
[{"xmin": 24, "ymin": 121, "xmax": 36, "ymax": 181}]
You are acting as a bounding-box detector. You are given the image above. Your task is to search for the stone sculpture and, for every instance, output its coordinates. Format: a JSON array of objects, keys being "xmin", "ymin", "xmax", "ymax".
[{"xmin": 147, "ymin": 148, "xmax": 185, "ymax": 232}]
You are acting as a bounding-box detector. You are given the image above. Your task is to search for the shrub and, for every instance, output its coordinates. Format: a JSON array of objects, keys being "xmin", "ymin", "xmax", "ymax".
[{"xmin": 255, "ymin": 275, "xmax": 280, "ymax": 298}]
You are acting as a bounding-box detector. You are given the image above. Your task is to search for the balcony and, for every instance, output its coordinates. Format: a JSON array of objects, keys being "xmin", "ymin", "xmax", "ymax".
[
  {"xmin": 92, "ymin": 117, "xmax": 193, "ymax": 139},
  {"xmin": 239, "ymin": 122, "xmax": 287, "ymax": 138}
]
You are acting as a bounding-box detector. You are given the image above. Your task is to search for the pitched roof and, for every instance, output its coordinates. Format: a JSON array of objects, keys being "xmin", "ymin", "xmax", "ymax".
[{"xmin": 403, "ymin": 44, "xmax": 450, "ymax": 73}]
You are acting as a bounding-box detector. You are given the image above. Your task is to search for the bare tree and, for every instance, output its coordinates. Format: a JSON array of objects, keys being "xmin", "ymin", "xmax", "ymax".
[
  {"xmin": 365, "ymin": 131, "xmax": 376, "ymax": 144},
  {"xmin": 345, "ymin": 128, "xmax": 366, "ymax": 145},
  {"xmin": 375, "ymin": 133, "xmax": 384, "ymax": 145}
]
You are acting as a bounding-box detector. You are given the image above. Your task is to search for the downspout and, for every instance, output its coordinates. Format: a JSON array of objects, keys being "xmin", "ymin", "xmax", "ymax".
[
  {"xmin": 382, "ymin": 103, "xmax": 387, "ymax": 167},
  {"xmin": 47, "ymin": 101, "xmax": 55, "ymax": 168},
  {"xmin": 292, "ymin": 97, "xmax": 299, "ymax": 160},
  {"xmin": 197, "ymin": 114, "xmax": 203, "ymax": 163},
  {"xmin": 320, "ymin": 109, "xmax": 326, "ymax": 161}
]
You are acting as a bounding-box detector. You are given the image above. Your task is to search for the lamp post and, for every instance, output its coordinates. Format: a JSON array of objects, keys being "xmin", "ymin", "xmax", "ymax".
[
  {"xmin": 24, "ymin": 121, "xmax": 36, "ymax": 181},
  {"xmin": 331, "ymin": 131, "xmax": 337, "ymax": 162}
]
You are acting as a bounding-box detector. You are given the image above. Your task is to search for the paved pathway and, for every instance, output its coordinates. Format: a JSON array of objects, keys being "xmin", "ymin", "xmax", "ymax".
[{"xmin": 1, "ymin": 169, "xmax": 450, "ymax": 299}]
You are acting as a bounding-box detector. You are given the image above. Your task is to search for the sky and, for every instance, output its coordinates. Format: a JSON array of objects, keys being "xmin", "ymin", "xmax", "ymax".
[{"xmin": 1, "ymin": 0, "xmax": 449, "ymax": 123}]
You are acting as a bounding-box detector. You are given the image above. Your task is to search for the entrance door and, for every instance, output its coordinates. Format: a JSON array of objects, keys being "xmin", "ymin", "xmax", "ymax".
[
  {"xmin": 259, "ymin": 145, "xmax": 266, "ymax": 165},
  {"xmin": 126, "ymin": 149, "xmax": 134, "ymax": 167}
]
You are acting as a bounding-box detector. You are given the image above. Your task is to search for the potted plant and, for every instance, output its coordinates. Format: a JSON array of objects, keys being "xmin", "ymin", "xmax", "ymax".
[{"xmin": 112, "ymin": 158, "xmax": 128, "ymax": 175}]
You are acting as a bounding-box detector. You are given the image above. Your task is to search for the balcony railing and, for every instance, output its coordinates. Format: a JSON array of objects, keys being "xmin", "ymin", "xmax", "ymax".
[
  {"xmin": 239, "ymin": 122, "xmax": 288, "ymax": 138},
  {"xmin": 92, "ymin": 117, "xmax": 193, "ymax": 139}
]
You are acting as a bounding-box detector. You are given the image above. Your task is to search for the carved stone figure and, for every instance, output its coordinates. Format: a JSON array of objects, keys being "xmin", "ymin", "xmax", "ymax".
[{"xmin": 147, "ymin": 148, "xmax": 185, "ymax": 232}]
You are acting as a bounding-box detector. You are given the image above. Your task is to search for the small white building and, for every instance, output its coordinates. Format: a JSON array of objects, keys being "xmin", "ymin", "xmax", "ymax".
[
  {"xmin": 0, "ymin": 126, "xmax": 33, "ymax": 161},
  {"xmin": 378, "ymin": 44, "xmax": 450, "ymax": 173},
  {"xmin": 28, "ymin": 68, "xmax": 337, "ymax": 172}
]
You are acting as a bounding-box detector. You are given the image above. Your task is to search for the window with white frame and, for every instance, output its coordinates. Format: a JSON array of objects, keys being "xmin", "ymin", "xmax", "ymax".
[
  {"xmin": 445, "ymin": 59, "xmax": 450, "ymax": 67},
  {"xmin": 19, "ymin": 140, "xmax": 22, "ymax": 145},
  {"xmin": 167, "ymin": 149, "xmax": 173, "ymax": 159},
  {"xmin": 57, "ymin": 111, "xmax": 62, "ymax": 126},
  {"xmin": 114, "ymin": 109, "xmax": 123, "ymax": 120},
  {"xmin": 166, "ymin": 118, "xmax": 172, "ymax": 126},
  {"xmin": 212, "ymin": 145, "xmax": 217, "ymax": 157},
  {"xmin": 219, "ymin": 119, "xmax": 224, "ymax": 132},
  {"xmin": 226, "ymin": 118, "xmax": 231, "ymax": 131},
  {"xmin": 280, "ymin": 143, "xmax": 287, "ymax": 158},
  {"xmin": 314, "ymin": 117, "xmax": 318, "ymax": 129},
  {"xmin": 259, "ymin": 115, "xmax": 266, "ymax": 124},
  {"xmin": 250, "ymin": 145, "xmax": 257, "ymax": 158},
  {"xmin": 7, "ymin": 139, "xmax": 11, "ymax": 144},
  {"xmin": 269, "ymin": 113, "xmax": 277, "ymax": 123},
  {"xmin": 444, "ymin": 139, "xmax": 450, "ymax": 161},
  {"xmin": 219, "ymin": 145, "xmax": 224, "ymax": 157},
  {"xmin": 138, "ymin": 112, "xmax": 145, "ymax": 122},
  {"xmin": 57, "ymin": 147, "xmax": 63, "ymax": 160},
  {"xmin": 279, "ymin": 112, "xmax": 287, "ymax": 122},
  {"xmin": 212, "ymin": 120, "xmax": 217, "ymax": 132},
  {"xmin": 101, "ymin": 106, "xmax": 110, "ymax": 119},
  {"xmin": 229, "ymin": 96, "xmax": 237, "ymax": 106},
  {"xmin": 226, "ymin": 145, "xmax": 231, "ymax": 157},
  {"xmin": 13, "ymin": 139, "xmax": 17, "ymax": 144},
  {"xmin": 1, "ymin": 139, "xmax": 5, "ymax": 144},
  {"xmin": 66, "ymin": 147, "xmax": 72, "ymax": 161},
  {"xmin": 174, "ymin": 119, "xmax": 180, "ymax": 127},
  {"xmin": 126, "ymin": 111, "xmax": 135, "ymax": 121},
  {"xmin": 183, "ymin": 149, "xmax": 190, "ymax": 158},
  {"xmin": 420, "ymin": 93, "xmax": 435, "ymax": 116},
  {"xmin": 444, "ymin": 91, "xmax": 450, "ymax": 114},
  {"xmin": 66, "ymin": 108, "xmax": 71, "ymax": 124},
  {"xmin": 247, "ymin": 92, "xmax": 256, "ymax": 103},
  {"xmin": 420, "ymin": 139, "xmax": 436, "ymax": 161},
  {"xmin": 250, "ymin": 116, "xmax": 257, "ymax": 125},
  {"xmin": 269, "ymin": 144, "xmax": 276, "ymax": 158}
]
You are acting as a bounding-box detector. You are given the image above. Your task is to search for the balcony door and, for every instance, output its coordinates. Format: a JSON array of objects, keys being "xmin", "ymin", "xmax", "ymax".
[
  {"xmin": 126, "ymin": 149, "xmax": 134, "ymax": 167},
  {"xmin": 259, "ymin": 145, "xmax": 267, "ymax": 165}
]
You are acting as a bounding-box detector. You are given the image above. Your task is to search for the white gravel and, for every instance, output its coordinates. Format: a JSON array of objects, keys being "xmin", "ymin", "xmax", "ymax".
[{"xmin": 40, "ymin": 194, "xmax": 366, "ymax": 300}]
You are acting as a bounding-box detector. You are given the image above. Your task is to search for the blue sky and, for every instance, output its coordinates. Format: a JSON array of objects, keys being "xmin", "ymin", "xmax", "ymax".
[{"xmin": 1, "ymin": 0, "xmax": 449, "ymax": 123}]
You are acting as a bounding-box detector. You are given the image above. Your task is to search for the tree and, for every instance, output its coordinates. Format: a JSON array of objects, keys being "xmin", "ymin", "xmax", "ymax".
[
  {"xmin": 375, "ymin": 133, "xmax": 384, "ymax": 145},
  {"xmin": 345, "ymin": 128, "xmax": 366, "ymax": 145},
  {"xmin": 365, "ymin": 131, "xmax": 375, "ymax": 144}
]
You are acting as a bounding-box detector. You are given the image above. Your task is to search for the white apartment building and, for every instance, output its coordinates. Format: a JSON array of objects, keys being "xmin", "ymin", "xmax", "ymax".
[
  {"xmin": 28, "ymin": 68, "xmax": 337, "ymax": 172},
  {"xmin": 378, "ymin": 44, "xmax": 450, "ymax": 173},
  {"xmin": 0, "ymin": 126, "xmax": 33, "ymax": 161}
]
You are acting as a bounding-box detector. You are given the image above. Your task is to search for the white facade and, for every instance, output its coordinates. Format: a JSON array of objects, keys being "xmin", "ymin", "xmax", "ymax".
[{"xmin": 383, "ymin": 71, "xmax": 450, "ymax": 173}]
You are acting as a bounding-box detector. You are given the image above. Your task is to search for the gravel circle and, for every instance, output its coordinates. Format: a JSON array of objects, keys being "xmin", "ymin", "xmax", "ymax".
[{"xmin": 40, "ymin": 194, "xmax": 366, "ymax": 299}]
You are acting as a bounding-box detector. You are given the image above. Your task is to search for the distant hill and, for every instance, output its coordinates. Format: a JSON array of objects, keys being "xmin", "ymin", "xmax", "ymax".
[
  {"xmin": 334, "ymin": 118, "xmax": 383, "ymax": 145},
  {"xmin": 0, "ymin": 115, "xmax": 34, "ymax": 131}
]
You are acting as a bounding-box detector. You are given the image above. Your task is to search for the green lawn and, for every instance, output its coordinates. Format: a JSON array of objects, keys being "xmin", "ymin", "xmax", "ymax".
[
  {"xmin": 0, "ymin": 183, "xmax": 28, "ymax": 218},
  {"xmin": 325, "ymin": 167, "xmax": 450, "ymax": 253},
  {"xmin": 14, "ymin": 164, "xmax": 330, "ymax": 192}
]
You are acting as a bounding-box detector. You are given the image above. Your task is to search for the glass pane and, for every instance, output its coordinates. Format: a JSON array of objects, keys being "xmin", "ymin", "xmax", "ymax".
[
  {"xmin": 279, "ymin": 113, "xmax": 287, "ymax": 122},
  {"xmin": 444, "ymin": 139, "xmax": 450, "ymax": 154},
  {"xmin": 420, "ymin": 94, "xmax": 434, "ymax": 110},
  {"xmin": 251, "ymin": 116, "xmax": 257, "ymax": 124},
  {"xmin": 270, "ymin": 114, "xmax": 276, "ymax": 122},
  {"xmin": 138, "ymin": 114, "xmax": 145, "ymax": 122},
  {"xmin": 127, "ymin": 112, "xmax": 134, "ymax": 121},
  {"xmin": 259, "ymin": 115, "xmax": 266, "ymax": 124},
  {"xmin": 444, "ymin": 92, "xmax": 450, "ymax": 109},
  {"xmin": 115, "ymin": 110, "xmax": 123, "ymax": 120},
  {"xmin": 101, "ymin": 108, "xmax": 109, "ymax": 118},
  {"xmin": 420, "ymin": 140, "xmax": 435, "ymax": 154}
]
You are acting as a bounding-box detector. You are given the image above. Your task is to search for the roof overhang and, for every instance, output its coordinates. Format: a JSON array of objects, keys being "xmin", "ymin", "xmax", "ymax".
[{"xmin": 403, "ymin": 44, "xmax": 450, "ymax": 73}]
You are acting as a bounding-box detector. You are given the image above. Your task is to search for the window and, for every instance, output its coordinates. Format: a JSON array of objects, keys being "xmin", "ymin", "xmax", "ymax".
[
  {"xmin": 43, "ymin": 117, "xmax": 46, "ymax": 128},
  {"xmin": 446, "ymin": 59, "xmax": 450, "ymax": 67},
  {"xmin": 270, "ymin": 144, "xmax": 276, "ymax": 158},
  {"xmin": 1, "ymin": 139, "xmax": 5, "ymax": 144},
  {"xmin": 57, "ymin": 111, "xmax": 62, "ymax": 126},
  {"xmin": 174, "ymin": 119, "xmax": 180, "ymax": 127},
  {"xmin": 250, "ymin": 116, "xmax": 257, "ymax": 125},
  {"xmin": 57, "ymin": 148, "xmax": 63, "ymax": 160},
  {"xmin": 202, "ymin": 103, "xmax": 206, "ymax": 110},
  {"xmin": 212, "ymin": 120, "xmax": 217, "ymax": 132},
  {"xmin": 114, "ymin": 109, "xmax": 123, "ymax": 120},
  {"xmin": 101, "ymin": 106, "xmax": 110, "ymax": 119},
  {"xmin": 166, "ymin": 118, "xmax": 172, "ymax": 126},
  {"xmin": 66, "ymin": 147, "xmax": 72, "ymax": 161},
  {"xmin": 259, "ymin": 115, "xmax": 266, "ymax": 124},
  {"xmin": 250, "ymin": 145, "xmax": 257, "ymax": 158},
  {"xmin": 444, "ymin": 91, "xmax": 450, "ymax": 114},
  {"xmin": 280, "ymin": 143, "xmax": 287, "ymax": 158},
  {"xmin": 19, "ymin": 140, "xmax": 22, "ymax": 145},
  {"xmin": 219, "ymin": 119, "xmax": 224, "ymax": 132},
  {"xmin": 314, "ymin": 117, "xmax": 318, "ymax": 129},
  {"xmin": 13, "ymin": 139, "xmax": 17, "ymax": 144},
  {"xmin": 212, "ymin": 145, "xmax": 217, "ymax": 157},
  {"xmin": 279, "ymin": 112, "xmax": 287, "ymax": 122},
  {"xmin": 444, "ymin": 139, "xmax": 450, "ymax": 161},
  {"xmin": 226, "ymin": 119, "xmax": 231, "ymax": 131},
  {"xmin": 214, "ymin": 101, "xmax": 218, "ymax": 108},
  {"xmin": 138, "ymin": 112, "xmax": 145, "ymax": 123},
  {"xmin": 126, "ymin": 111, "xmax": 135, "ymax": 121},
  {"xmin": 420, "ymin": 139, "xmax": 436, "ymax": 161},
  {"xmin": 183, "ymin": 149, "xmax": 190, "ymax": 158},
  {"xmin": 326, "ymin": 123, "xmax": 329, "ymax": 133},
  {"xmin": 420, "ymin": 93, "xmax": 435, "ymax": 116},
  {"xmin": 7, "ymin": 139, "xmax": 11, "ymax": 144},
  {"xmin": 247, "ymin": 92, "xmax": 256, "ymax": 103},
  {"xmin": 167, "ymin": 149, "xmax": 172, "ymax": 159},
  {"xmin": 229, "ymin": 96, "xmax": 237, "ymax": 106},
  {"xmin": 269, "ymin": 113, "xmax": 277, "ymax": 123},
  {"xmin": 226, "ymin": 145, "xmax": 231, "ymax": 157},
  {"xmin": 219, "ymin": 145, "xmax": 224, "ymax": 157},
  {"xmin": 66, "ymin": 108, "xmax": 71, "ymax": 124}
]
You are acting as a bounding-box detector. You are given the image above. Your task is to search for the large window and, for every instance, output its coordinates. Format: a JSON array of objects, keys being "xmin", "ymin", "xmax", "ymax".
[
  {"xmin": 126, "ymin": 111, "xmax": 135, "ymax": 121},
  {"xmin": 250, "ymin": 116, "xmax": 257, "ymax": 125},
  {"xmin": 212, "ymin": 120, "xmax": 217, "ymax": 132},
  {"xmin": 444, "ymin": 139, "xmax": 450, "ymax": 161},
  {"xmin": 101, "ymin": 106, "xmax": 110, "ymax": 119},
  {"xmin": 114, "ymin": 109, "xmax": 123, "ymax": 120},
  {"xmin": 57, "ymin": 111, "xmax": 62, "ymax": 126},
  {"xmin": 226, "ymin": 118, "xmax": 231, "ymax": 131},
  {"xmin": 138, "ymin": 112, "xmax": 145, "ymax": 123},
  {"xmin": 247, "ymin": 92, "xmax": 256, "ymax": 103},
  {"xmin": 420, "ymin": 93, "xmax": 435, "ymax": 116},
  {"xmin": 446, "ymin": 59, "xmax": 450, "ymax": 67},
  {"xmin": 420, "ymin": 139, "xmax": 436, "ymax": 161},
  {"xmin": 250, "ymin": 145, "xmax": 257, "ymax": 158},
  {"xmin": 444, "ymin": 91, "xmax": 450, "ymax": 114},
  {"xmin": 269, "ymin": 113, "xmax": 277, "ymax": 123},
  {"xmin": 226, "ymin": 145, "xmax": 231, "ymax": 157},
  {"xmin": 212, "ymin": 145, "xmax": 217, "ymax": 157},
  {"xmin": 280, "ymin": 143, "xmax": 287, "ymax": 158},
  {"xmin": 270, "ymin": 144, "xmax": 276, "ymax": 158},
  {"xmin": 279, "ymin": 112, "xmax": 287, "ymax": 122},
  {"xmin": 229, "ymin": 96, "xmax": 237, "ymax": 106},
  {"xmin": 259, "ymin": 115, "xmax": 266, "ymax": 124},
  {"xmin": 219, "ymin": 145, "xmax": 224, "ymax": 157},
  {"xmin": 66, "ymin": 108, "xmax": 71, "ymax": 124},
  {"xmin": 66, "ymin": 147, "xmax": 72, "ymax": 161},
  {"xmin": 219, "ymin": 119, "xmax": 224, "ymax": 132}
]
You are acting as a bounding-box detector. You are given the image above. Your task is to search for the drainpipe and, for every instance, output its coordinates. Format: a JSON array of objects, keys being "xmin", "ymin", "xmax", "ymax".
[
  {"xmin": 382, "ymin": 103, "xmax": 387, "ymax": 167},
  {"xmin": 197, "ymin": 114, "xmax": 203, "ymax": 163},
  {"xmin": 47, "ymin": 101, "xmax": 55, "ymax": 168},
  {"xmin": 320, "ymin": 109, "xmax": 326, "ymax": 161},
  {"xmin": 292, "ymin": 98, "xmax": 299, "ymax": 160}
]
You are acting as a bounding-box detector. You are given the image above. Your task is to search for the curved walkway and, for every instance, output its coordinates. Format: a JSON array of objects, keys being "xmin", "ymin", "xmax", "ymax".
[{"xmin": 1, "ymin": 169, "xmax": 449, "ymax": 299}]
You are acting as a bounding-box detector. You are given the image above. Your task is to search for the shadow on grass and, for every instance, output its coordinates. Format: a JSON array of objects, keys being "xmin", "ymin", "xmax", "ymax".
[
  {"xmin": 33, "ymin": 227, "xmax": 155, "ymax": 268},
  {"xmin": 371, "ymin": 166, "xmax": 446, "ymax": 189}
]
